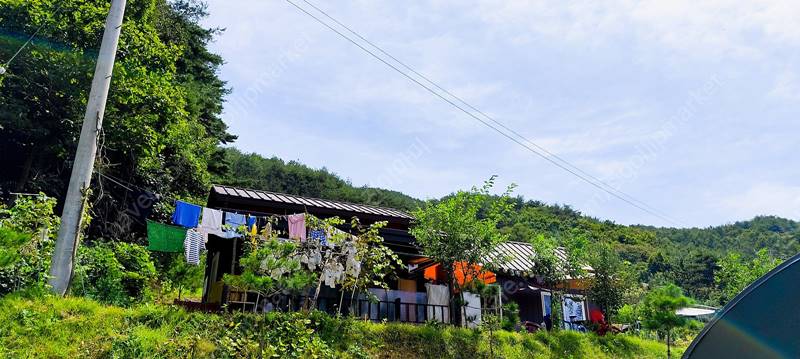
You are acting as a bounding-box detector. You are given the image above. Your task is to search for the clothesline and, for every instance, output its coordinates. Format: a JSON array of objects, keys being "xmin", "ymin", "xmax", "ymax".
[
  {"xmin": 97, "ymin": 172, "xmax": 199, "ymax": 208},
  {"xmin": 7, "ymin": 192, "xmax": 48, "ymax": 197},
  {"xmin": 97, "ymin": 172, "xmax": 303, "ymax": 221}
]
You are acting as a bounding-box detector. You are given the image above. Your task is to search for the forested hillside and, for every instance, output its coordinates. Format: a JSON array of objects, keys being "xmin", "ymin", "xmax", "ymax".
[
  {"xmin": 214, "ymin": 150, "xmax": 800, "ymax": 305},
  {"xmin": 1, "ymin": 0, "xmax": 796, "ymax": 309},
  {"xmin": 216, "ymin": 147, "xmax": 422, "ymax": 211}
]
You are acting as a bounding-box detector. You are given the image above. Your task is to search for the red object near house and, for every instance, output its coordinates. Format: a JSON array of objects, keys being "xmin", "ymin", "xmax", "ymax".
[{"xmin": 422, "ymin": 261, "xmax": 497, "ymax": 288}]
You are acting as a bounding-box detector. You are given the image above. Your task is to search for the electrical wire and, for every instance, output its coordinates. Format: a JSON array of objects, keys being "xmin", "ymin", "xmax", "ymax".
[
  {"xmin": 298, "ymin": 0, "xmax": 682, "ymax": 226},
  {"xmin": 1, "ymin": 3, "xmax": 65, "ymax": 70},
  {"xmin": 283, "ymin": 0, "xmax": 683, "ymax": 226}
]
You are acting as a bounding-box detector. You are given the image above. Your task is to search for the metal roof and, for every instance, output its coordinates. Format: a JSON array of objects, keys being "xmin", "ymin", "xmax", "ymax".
[
  {"xmin": 485, "ymin": 241, "xmax": 592, "ymax": 277},
  {"xmin": 210, "ymin": 185, "xmax": 414, "ymax": 220}
]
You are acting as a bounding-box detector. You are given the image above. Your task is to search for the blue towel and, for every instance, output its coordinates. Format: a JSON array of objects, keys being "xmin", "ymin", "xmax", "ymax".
[
  {"xmin": 172, "ymin": 200, "xmax": 201, "ymax": 228},
  {"xmin": 224, "ymin": 212, "xmax": 247, "ymax": 238}
]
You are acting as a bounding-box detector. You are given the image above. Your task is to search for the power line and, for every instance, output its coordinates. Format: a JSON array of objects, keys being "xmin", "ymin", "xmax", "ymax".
[
  {"xmin": 298, "ymin": 0, "xmax": 681, "ymax": 225},
  {"xmin": 1, "ymin": 3, "xmax": 65, "ymax": 70},
  {"xmin": 283, "ymin": 0, "xmax": 683, "ymax": 226}
]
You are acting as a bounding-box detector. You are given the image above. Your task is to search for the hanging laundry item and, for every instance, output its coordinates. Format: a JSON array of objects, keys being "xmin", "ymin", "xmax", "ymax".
[
  {"xmin": 247, "ymin": 216, "xmax": 258, "ymax": 236},
  {"xmin": 287, "ymin": 214, "xmax": 306, "ymax": 242},
  {"xmin": 198, "ymin": 207, "xmax": 224, "ymax": 238},
  {"xmin": 344, "ymin": 242, "xmax": 361, "ymax": 277},
  {"xmin": 184, "ymin": 229, "xmax": 205, "ymax": 265},
  {"xmin": 147, "ymin": 220, "xmax": 187, "ymax": 253},
  {"xmin": 172, "ymin": 200, "xmax": 202, "ymax": 228},
  {"xmin": 258, "ymin": 220, "xmax": 273, "ymax": 240},
  {"xmin": 300, "ymin": 248, "xmax": 323, "ymax": 271},
  {"xmin": 323, "ymin": 262, "xmax": 345, "ymax": 288},
  {"xmin": 224, "ymin": 212, "xmax": 247, "ymax": 238},
  {"xmin": 309, "ymin": 229, "xmax": 327, "ymax": 246}
]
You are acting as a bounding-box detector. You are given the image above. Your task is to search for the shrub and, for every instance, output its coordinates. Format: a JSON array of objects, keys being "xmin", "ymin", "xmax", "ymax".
[
  {"xmin": 0, "ymin": 295, "xmax": 686, "ymax": 358},
  {"xmin": 0, "ymin": 195, "xmax": 59, "ymax": 296},
  {"xmin": 73, "ymin": 242, "xmax": 157, "ymax": 306}
]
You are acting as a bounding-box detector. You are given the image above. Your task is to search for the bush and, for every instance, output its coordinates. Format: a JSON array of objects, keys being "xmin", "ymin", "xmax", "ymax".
[
  {"xmin": 72, "ymin": 242, "xmax": 157, "ymax": 306},
  {"xmin": 0, "ymin": 295, "xmax": 686, "ymax": 358},
  {"xmin": 0, "ymin": 195, "xmax": 59, "ymax": 296}
]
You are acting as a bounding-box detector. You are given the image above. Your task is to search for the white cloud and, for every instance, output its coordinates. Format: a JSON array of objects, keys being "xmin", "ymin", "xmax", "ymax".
[
  {"xmin": 769, "ymin": 70, "xmax": 800, "ymax": 101},
  {"xmin": 474, "ymin": 0, "xmax": 800, "ymax": 59},
  {"xmin": 720, "ymin": 183, "xmax": 800, "ymax": 221},
  {"xmin": 203, "ymin": 0, "xmax": 800, "ymax": 227}
]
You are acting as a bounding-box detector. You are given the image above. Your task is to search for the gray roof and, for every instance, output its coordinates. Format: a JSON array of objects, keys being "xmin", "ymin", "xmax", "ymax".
[
  {"xmin": 210, "ymin": 185, "xmax": 413, "ymax": 220},
  {"xmin": 485, "ymin": 241, "xmax": 592, "ymax": 277}
]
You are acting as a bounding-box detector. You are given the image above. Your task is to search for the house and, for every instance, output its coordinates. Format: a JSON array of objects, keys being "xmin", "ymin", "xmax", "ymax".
[{"xmin": 200, "ymin": 184, "xmax": 593, "ymax": 330}]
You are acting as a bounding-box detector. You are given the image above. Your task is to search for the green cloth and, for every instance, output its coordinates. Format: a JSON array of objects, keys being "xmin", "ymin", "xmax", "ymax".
[{"xmin": 147, "ymin": 220, "xmax": 187, "ymax": 252}]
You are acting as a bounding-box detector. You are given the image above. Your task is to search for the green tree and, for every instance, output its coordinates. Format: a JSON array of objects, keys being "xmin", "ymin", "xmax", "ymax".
[
  {"xmin": 411, "ymin": 176, "xmax": 515, "ymax": 326},
  {"xmin": 714, "ymin": 248, "xmax": 781, "ymax": 304},
  {"xmin": 339, "ymin": 217, "xmax": 402, "ymax": 314},
  {"xmin": 586, "ymin": 242, "xmax": 634, "ymax": 322},
  {"xmin": 1, "ymin": 0, "xmax": 233, "ymax": 250},
  {"xmin": 672, "ymin": 251, "xmax": 718, "ymax": 300},
  {"xmin": 641, "ymin": 284, "xmax": 692, "ymax": 359}
]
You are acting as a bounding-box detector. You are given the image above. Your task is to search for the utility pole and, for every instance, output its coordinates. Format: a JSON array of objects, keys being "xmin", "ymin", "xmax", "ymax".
[{"xmin": 49, "ymin": 0, "xmax": 127, "ymax": 296}]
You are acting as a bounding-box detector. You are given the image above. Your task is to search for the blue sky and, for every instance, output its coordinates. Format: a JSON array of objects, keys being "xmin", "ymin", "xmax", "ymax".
[{"xmin": 203, "ymin": 0, "xmax": 800, "ymax": 228}]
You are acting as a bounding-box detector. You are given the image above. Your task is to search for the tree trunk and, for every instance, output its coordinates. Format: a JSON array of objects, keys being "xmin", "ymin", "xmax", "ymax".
[
  {"xmin": 667, "ymin": 330, "xmax": 671, "ymax": 359},
  {"xmin": 14, "ymin": 147, "xmax": 35, "ymax": 192}
]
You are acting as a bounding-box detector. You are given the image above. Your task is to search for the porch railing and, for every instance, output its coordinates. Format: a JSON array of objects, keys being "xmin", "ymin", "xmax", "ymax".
[
  {"xmin": 221, "ymin": 286, "xmax": 452, "ymax": 324},
  {"xmin": 353, "ymin": 298, "xmax": 450, "ymax": 324}
]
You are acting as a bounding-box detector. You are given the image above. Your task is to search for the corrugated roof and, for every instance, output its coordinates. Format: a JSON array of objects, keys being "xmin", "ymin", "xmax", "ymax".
[
  {"xmin": 485, "ymin": 241, "xmax": 592, "ymax": 277},
  {"xmin": 211, "ymin": 185, "xmax": 414, "ymax": 220}
]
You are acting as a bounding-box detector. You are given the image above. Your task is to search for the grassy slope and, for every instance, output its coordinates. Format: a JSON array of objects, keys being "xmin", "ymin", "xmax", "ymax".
[{"xmin": 0, "ymin": 295, "xmax": 683, "ymax": 359}]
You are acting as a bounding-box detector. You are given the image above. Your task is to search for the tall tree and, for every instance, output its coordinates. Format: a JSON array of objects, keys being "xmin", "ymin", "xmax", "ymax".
[
  {"xmin": 586, "ymin": 242, "xmax": 634, "ymax": 323},
  {"xmin": 411, "ymin": 176, "xmax": 515, "ymax": 326},
  {"xmin": 0, "ymin": 0, "xmax": 232, "ymax": 245},
  {"xmin": 714, "ymin": 248, "xmax": 781, "ymax": 304}
]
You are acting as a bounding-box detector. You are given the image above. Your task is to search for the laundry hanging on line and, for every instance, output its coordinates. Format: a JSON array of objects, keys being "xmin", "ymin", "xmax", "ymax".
[
  {"xmin": 223, "ymin": 212, "xmax": 247, "ymax": 238},
  {"xmin": 147, "ymin": 220, "xmax": 187, "ymax": 253},
  {"xmin": 309, "ymin": 229, "xmax": 327, "ymax": 246},
  {"xmin": 184, "ymin": 229, "xmax": 205, "ymax": 265},
  {"xmin": 198, "ymin": 207, "xmax": 224, "ymax": 238},
  {"xmin": 288, "ymin": 213, "xmax": 306, "ymax": 242},
  {"xmin": 172, "ymin": 200, "xmax": 202, "ymax": 228}
]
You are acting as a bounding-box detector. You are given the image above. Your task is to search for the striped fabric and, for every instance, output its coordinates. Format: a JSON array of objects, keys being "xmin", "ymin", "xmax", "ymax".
[{"xmin": 184, "ymin": 229, "xmax": 205, "ymax": 265}]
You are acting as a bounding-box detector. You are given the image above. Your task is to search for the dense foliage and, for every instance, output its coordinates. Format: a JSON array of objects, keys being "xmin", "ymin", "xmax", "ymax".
[
  {"xmin": 714, "ymin": 248, "xmax": 780, "ymax": 304},
  {"xmin": 0, "ymin": 195, "xmax": 59, "ymax": 295},
  {"xmin": 640, "ymin": 284, "xmax": 693, "ymax": 358},
  {"xmin": 0, "ymin": 0, "xmax": 233, "ymax": 241},
  {"xmin": 497, "ymin": 200, "xmax": 797, "ymax": 305},
  {"xmin": 411, "ymin": 177, "xmax": 515, "ymax": 325},
  {"xmin": 72, "ymin": 242, "xmax": 158, "ymax": 306},
  {"xmin": 0, "ymin": 295, "xmax": 684, "ymax": 358}
]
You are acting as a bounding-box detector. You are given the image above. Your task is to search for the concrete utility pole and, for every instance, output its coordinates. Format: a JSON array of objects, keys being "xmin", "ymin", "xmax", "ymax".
[{"xmin": 49, "ymin": 0, "xmax": 127, "ymax": 296}]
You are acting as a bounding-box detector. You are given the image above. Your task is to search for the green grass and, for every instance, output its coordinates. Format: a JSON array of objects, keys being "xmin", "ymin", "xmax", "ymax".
[{"xmin": 0, "ymin": 295, "xmax": 684, "ymax": 358}]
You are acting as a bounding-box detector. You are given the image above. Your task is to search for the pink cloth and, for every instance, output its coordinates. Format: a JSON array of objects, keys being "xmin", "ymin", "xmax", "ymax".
[{"xmin": 288, "ymin": 214, "xmax": 306, "ymax": 242}]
